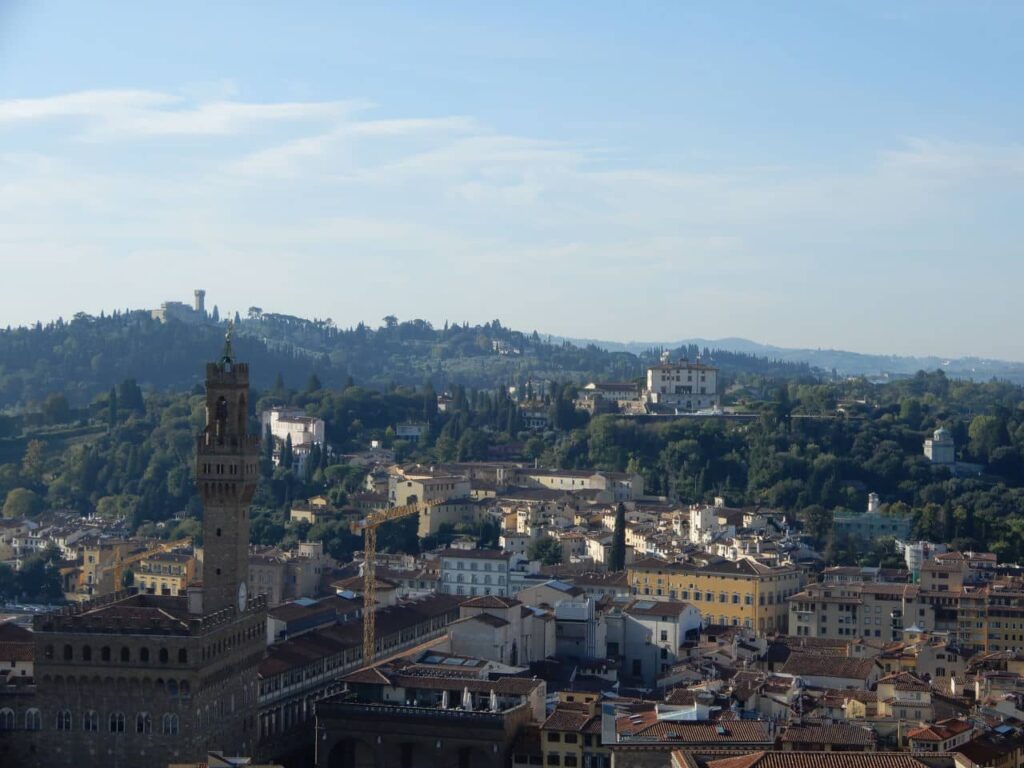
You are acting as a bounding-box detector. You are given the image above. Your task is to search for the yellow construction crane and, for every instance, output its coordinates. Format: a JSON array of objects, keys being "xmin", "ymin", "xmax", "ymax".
[
  {"xmin": 106, "ymin": 538, "xmax": 193, "ymax": 592},
  {"xmin": 351, "ymin": 500, "xmax": 436, "ymax": 664}
]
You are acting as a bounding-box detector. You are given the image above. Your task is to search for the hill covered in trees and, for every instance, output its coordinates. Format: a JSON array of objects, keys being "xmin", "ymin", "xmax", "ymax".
[
  {"xmin": 4, "ymin": 364, "xmax": 1024, "ymax": 569},
  {"xmin": 7, "ymin": 305, "xmax": 1024, "ymax": 570},
  {"xmin": 0, "ymin": 308, "xmax": 814, "ymax": 409}
]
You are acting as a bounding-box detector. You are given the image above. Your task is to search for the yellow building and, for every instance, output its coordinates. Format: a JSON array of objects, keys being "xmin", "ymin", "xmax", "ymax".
[
  {"xmin": 134, "ymin": 551, "xmax": 196, "ymax": 596},
  {"xmin": 628, "ymin": 557, "xmax": 804, "ymax": 634},
  {"xmin": 78, "ymin": 540, "xmax": 134, "ymax": 597},
  {"xmin": 540, "ymin": 691, "xmax": 609, "ymax": 768},
  {"xmin": 289, "ymin": 494, "xmax": 336, "ymax": 525}
]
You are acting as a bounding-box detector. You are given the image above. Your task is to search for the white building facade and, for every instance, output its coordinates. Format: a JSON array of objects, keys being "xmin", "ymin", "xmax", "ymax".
[
  {"xmin": 645, "ymin": 354, "xmax": 719, "ymax": 411},
  {"xmin": 439, "ymin": 549, "xmax": 513, "ymax": 598}
]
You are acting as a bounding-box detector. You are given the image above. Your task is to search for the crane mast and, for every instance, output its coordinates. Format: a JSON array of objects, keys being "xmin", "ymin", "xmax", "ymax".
[{"xmin": 352, "ymin": 499, "xmax": 436, "ymax": 664}]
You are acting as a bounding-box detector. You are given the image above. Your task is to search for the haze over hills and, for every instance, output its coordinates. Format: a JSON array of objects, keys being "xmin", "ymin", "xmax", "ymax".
[
  {"xmin": 561, "ymin": 335, "xmax": 1024, "ymax": 383},
  {"xmin": 0, "ymin": 306, "xmax": 813, "ymax": 408},
  {"xmin": 3, "ymin": 302, "xmax": 1023, "ymax": 412}
]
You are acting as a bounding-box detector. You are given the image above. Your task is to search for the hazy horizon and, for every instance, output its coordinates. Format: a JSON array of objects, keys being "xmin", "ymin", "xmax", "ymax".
[
  {"xmin": 9, "ymin": 295, "xmax": 1024, "ymax": 366},
  {"xmin": 1, "ymin": 2, "xmax": 1022, "ymax": 359}
]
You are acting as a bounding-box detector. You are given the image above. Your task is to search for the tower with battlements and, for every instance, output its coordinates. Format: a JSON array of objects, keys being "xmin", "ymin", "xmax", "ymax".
[
  {"xmin": 14, "ymin": 338, "xmax": 266, "ymax": 768},
  {"xmin": 196, "ymin": 326, "xmax": 259, "ymax": 615}
]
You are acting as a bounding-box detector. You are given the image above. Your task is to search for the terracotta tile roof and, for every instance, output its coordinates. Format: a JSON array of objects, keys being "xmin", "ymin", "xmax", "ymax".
[
  {"xmin": 542, "ymin": 708, "xmax": 592, "ymax": 732},
  {"xmin": 781, "ymin": 722, "xmax": 877, "ymax": 746},
  {"xmin": 626, "ymin": 598, "xmax": 694, "ymax": 618},
  {"xmin": 268, "ymin": 600, "xmax": 337, "ymax": 622},
  {"xmin": 630, "ymin": 557, "xmax": 688, "ymax": 573},
  {"xmin": 0, "ymin": 635, "xmax": 33, "ymax": 662},
  {"xmin": 695, "ymin": 752, "xmax": 946, "ymax": 768},
  {"xmin": 618, "ymin": 715, "xmax": 773, "ymax": 744},
  {"xmin": 907, "ymin": 719, "xmax": 972, "ymax": 742},
  {"xmin": 460, "ymin": 612, "xmax": 509, "ymax": 628},
  {"xmin": 0, "ymin": 623, "xmax": 33, "ymax": 643},
  {"xmin": 953, "ymin": 737, "xmax": 1009, "ymax": 764},
  {"xmin": 780, "ymin": 652, "xmax": 877, "ymax": 681},
  {"xmin": 877, "ymin": 671, "xmax": 930, "ymax": 692}
]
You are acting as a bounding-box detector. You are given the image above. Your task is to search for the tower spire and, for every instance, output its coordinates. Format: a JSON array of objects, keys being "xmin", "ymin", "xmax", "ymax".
[{"xmin": 221, "ymin": 319, "xmax": 234, "ymax": 367}]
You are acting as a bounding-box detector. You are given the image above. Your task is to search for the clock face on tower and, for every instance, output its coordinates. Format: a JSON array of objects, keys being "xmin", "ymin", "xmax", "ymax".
[{"xmin": 237, "ymin": 581, "xmax": 247, "ymax": 612}]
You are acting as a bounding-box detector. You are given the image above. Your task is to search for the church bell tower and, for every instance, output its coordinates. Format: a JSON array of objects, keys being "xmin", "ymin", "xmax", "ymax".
[{"xmin": 197, "ymin": 323, "xmax": 259, "ymax": 614}]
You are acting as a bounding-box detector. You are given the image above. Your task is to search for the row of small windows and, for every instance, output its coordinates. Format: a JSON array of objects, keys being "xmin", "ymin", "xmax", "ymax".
[
  {"xmin": 201, "ymin": 623, "xmax": 261, "ymax": 662},
  {"xmin": 46, "ymin": 644, "xmax": 187, "ymax": 664},
  {"xmin": 637, "ymin": 587, "xmax": 797, "ymax": 605},
  {"xmin": 0, "ymin": 709, "xmax": 179, "ymax": 735},
  {"xmin": 200, "ymin": 462, "xmax": 256, "ymax": 476},
  {"xmin": 451, "ymin": 561, "xmax": 500, "ymax": 571},
  {"xmin": 445, "ymin": 573, "xmax": 502, "ymax": 584},
  {"xmin": 43, "ymin": 676, "xmax": 192, "ymax": 699}
]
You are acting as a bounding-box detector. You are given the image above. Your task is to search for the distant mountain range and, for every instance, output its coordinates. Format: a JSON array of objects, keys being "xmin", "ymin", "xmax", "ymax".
[{"xmin": 558, "ymin": 336, "xmax": 1024, "ymax": 383}]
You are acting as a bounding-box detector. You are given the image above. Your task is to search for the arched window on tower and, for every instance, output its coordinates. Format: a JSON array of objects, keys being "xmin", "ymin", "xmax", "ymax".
[
  {"xmin": 25, "ymin": 709, "xmax": 41, "ymax": 731},
  {"xmin": 162, "ymin": 713, "xmax": 179, "ymax": 735},
  {"xmin": 56, "ymin": 710, "xmax": 72, "ymax": 731},
  {"xmin": 136, "ymin": 712, "xmax": 151, "ymax": 734}
]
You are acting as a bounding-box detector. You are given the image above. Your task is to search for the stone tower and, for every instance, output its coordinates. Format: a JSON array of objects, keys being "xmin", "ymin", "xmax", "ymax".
[
  {"xmin": 196, "ymin": 325, "xmax": 259, "ymax": 614},
  {"xmin": 194, "ymin": 288, "xmax": 206, "ymax": 316},
  {"xmin": 25, "ymin": 334, "xmax": 267, "ymax": 768}
]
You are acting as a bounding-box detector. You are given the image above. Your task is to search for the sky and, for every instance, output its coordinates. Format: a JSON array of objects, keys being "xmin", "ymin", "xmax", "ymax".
[{"xmin": 0, "ymin": 2, "xmax": 1022, "ymax": 360}]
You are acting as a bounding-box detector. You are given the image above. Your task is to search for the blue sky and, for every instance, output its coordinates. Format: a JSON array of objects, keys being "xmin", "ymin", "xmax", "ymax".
[{"xmin": 1, "ymin": 2, "xmax": 1022, "ymax": 358}]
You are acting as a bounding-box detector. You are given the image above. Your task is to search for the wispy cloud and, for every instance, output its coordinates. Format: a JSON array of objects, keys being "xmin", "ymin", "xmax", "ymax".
[
  {"xmin": 231, "ymin": 115, "xmax": 478, "ymax": 179},
  {"xmin": 0, "ymin": 89, "xmax": 366, "ymax": 138},
  {"xmin": 1, "ymin": 88, "xmax": 1022, "ymax": 357},
  {"xmin": 881, "ymin": 138, "xmax": 1024, "ymax": 179}
]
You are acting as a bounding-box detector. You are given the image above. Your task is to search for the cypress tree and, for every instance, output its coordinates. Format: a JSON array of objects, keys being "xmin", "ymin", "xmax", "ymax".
[
  {"xmin": 610, "ymin": 502, "xmax": 627, "ymax": 571},
  {"xmin": 107, "ymin": 387, "xmax": 118, "ymax": 431},
  {"xmin": 283, "ymin": 433, "xmax": 293, "ymax": 469}
]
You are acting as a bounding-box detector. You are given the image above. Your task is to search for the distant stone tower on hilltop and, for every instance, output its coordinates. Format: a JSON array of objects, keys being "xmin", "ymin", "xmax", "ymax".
[{"xmin": 194, "ymin": 288, "xmax": 206, "ymax": 316}]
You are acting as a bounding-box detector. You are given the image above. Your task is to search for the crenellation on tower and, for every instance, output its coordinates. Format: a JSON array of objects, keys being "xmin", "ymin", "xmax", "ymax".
[
  {"xmin": 24, "ymin": 341, "xmax": 268, "ymax": 768},
  {"xmin": 196, "ymin": 330, "xmax": 259, "ymax": 615}
]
